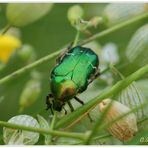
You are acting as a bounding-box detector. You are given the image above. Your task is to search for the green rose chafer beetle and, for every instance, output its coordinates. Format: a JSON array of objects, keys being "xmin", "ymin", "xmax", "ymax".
[{"xmin": 46, "ymin": 45, "xmax": 100, "ymax": 114}]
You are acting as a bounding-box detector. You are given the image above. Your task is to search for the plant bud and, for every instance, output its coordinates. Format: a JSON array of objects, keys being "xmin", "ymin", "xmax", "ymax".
[
  {"xmin": 126, "ymin": 24, "xmax": 148, "ymax": 67},
  {"xmin": 99, "ymin": 99, "xmax": 138, "ymax": 141},
  {"xmin": 103, "ymin": 4, "xmax": 147, "ymax": 26},
  {"xmin": 6, "ymin": 4, "xmax": 53, "ymax": 27},
  {"xmin": 88, "ymin": 16, "xmax": 103, "ymax": 28},
  {"xmin": 3, "ymin": 115, "xmax": 39, "ymax": 145},
  {"xmin": 67, "ymin": 5, "xmax": 84, "ymax": 27},
  {"xmin": 19, "ymin": 73, "xmax": 41, "ymax": 112}
]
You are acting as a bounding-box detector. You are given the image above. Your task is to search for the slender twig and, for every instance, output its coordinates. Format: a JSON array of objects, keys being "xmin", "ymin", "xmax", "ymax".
[
  {"xmin": 0, "ymin": 13, "xmax": 147, "ymax": 86},
  {"xmin": 0, "ymin": 120, "xmax": 87, "ymax": 141},
  {"xmin": 73, "ymin": 30, "xmax": 80, "ymax": 47},
  {"xmin": 84, "ymin": 101, "xmax": 114, "ymax": 144},
  {"xmin": 1, "ymin": 24, "xmax": 11, "ymax": 35},
  {"xmin": 0, "ymin": 50, "xmax": 62, "ymax": 85}
]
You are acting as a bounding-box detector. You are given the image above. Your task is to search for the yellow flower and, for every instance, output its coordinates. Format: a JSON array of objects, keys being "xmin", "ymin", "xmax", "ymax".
[{"xmin": 0, "ymin": 34, "xmax": 21, "ymax": 63}]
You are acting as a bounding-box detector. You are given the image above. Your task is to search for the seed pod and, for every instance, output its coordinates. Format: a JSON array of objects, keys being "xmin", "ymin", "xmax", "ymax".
[
  {"xmin": 118, "ymin": 82, "xmax": 146, "ymax": 120},
  {"xmin": 3, "ymin": 115, "xmax": 39, "ymax": 145},
  {"xmin": 67, "ymin": 5, "xmax": 84, "ymax": 27},
  {"xmin": 17, "ymin": 44, "xmax": 36, "ymax": 63},
  {"xmin": 19, "ymin": 72, "xmax": 41, "ymax": 112},
  {"xmin": 6, "ymin": 4, "xmax": 53, "ymax": 27},
  {"xmin": 126, "ymin": 24, "xmax": 148, "ymax": 67},
  {"xmin": 99, "ymin": 99, "xmax": 138, "ymax": 142},
  {"xmin": 103, "ymin": 4, "xmax": 147, "ymax": 26}
]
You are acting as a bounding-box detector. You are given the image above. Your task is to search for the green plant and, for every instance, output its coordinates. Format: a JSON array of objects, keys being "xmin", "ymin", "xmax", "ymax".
[{"xmin": 0, "ymin": 3, "xmax": 148, "ymax": 145}]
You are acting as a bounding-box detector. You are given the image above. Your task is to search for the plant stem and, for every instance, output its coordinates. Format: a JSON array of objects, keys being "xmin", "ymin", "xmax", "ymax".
[
  {"xmin": 80, "ymin": 13, "xmax": 148, "ymax": 45},
  {"xmin": 110, "ymin": 64, "xmax": 125, "ymax": 79},
  {"xmin": 73, "ymin": 30, "xmax": 80, "ymax": 47},
  {"xmin": 50, "ymin": 111, "xmax": 57, "ymax": 130},
  {"xmin": 0, "ymin": 13, "xmax": 147, "ymax": 85},
  {"xmin": 56, "ymin": 64, "xmax": 148, "ymax": 129},
  {"xmin": 1, "ymin": 24, "xmax": 11, "ymax": 35},
  {"xmin": 0, "ymin": 49, "xmax": 62, "ymax": 85},
  {"xmin": 0, "ymin": 120, "xmax": 87, "ymax": 141},
  {"xmin": 84, "ymin": 101, "xmax": 113, "ymax": 144}
]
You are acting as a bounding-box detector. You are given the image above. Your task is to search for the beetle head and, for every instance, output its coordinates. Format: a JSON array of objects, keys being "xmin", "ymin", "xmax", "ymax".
[{"xmin": 46, "ymin": 94, "xmax": 64, "ymax": 112}]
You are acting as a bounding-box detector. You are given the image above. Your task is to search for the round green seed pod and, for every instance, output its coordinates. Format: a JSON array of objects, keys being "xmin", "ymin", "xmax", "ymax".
[
  {"xmin": 103, "ymin": 4, "xmax": 147, "ymax": 26},
  {"xmin": 3, "ymin": 115, "xmax": 39, "ymax": 145},
  {"xmin": 126, "ymin": 24, "xmax": 148, "ymax": 67},
  {"xmin": 17, "ymin": 44, "xmax": 36, "ymax": 63},
  {"xmin": 19, "ymin": 73, "xmax": 41, "ymax": 112},
  {"xmin": 67, "ymin": 5, "xmax": 84, "ymax": 27},
  {"xmin": 6, "ymin": 3, "xmax": 53, "ymax": 27}
]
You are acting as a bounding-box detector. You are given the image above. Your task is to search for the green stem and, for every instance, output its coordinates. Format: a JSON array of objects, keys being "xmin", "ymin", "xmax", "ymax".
[
  {"xmin": 0, "ymin": 49, "xmax": 62, "ymax": 85},
  {"xmin": 0, "ymin": 13, "xmax": 147, "ymax": 85},
  {"xmin": 55, "ymin": 64, "xmax": 148, "ymax": 129},
  {"xmin": 50, "ymin": 111, "xmax": 57, "ymax": 130},
  {"xmin": 73, "ymin": 30, "xmax": 80, "ymax": 47},
  {"xmin": 110, "ymin": 64, "xmax": 125, "ymax": 79},
  {"xmin": 48, "ymin": 111, "xmax": 58, "ymax": 144},
  {"xmin": 1, "ymin": 24, "xmax": 11, "ymax": 35},
  {"xmin": 0, "ymin": 120, "xmax": 87, "ymax": 141},
  {"xmin": 84, "ymin": 101, "xmax": 113, "ymax": 144}
]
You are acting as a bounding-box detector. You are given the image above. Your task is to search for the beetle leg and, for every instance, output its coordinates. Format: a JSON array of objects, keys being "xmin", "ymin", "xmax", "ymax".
[
  {"xmin": 88, "ymin": 68, "xmax": 100, "ymax": 85},
  {"xmin": 67, "ymin": 101, "xmax": 74, "ymax": 112},
  {"xmin": 56, "ymin": 42, "xmax": 73, "ymax": 64},
  {"xmin": 74, "ymin": 96, "xmax": 93, "ymax": 122},
  {"xmin": 74, "ymin": 96, "xmax": 84, "ymax": 105},
  {"xmin": 46, "ymin": 94, "xmax": 54, "ymax": 115}
]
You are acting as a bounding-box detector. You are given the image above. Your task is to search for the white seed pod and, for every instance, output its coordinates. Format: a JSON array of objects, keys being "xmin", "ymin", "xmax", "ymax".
[
  {"xmin": 118, "ymin": 81, "xmax": 146, "ymax": 120},
  {"xmin": 19, "ymin": 74, "xmax": 41, "ymax": 112},
  {"xmin": 6, "ymin": 3, "xmax": 53, "ymax": 27},
  {"xmin": 99, "ymin": 99, "xmax": 138, "ymax": 142},
  {"xmin": 126, "ymin": 24, "xmax": 148, "ymax": 67},
  {"xmin": 3, "ymin": 115, "xmax": 40, "ymax": 145},
  {"xmin": 103, "ymin": 3, "xmax": 147, "ymax": 26}
]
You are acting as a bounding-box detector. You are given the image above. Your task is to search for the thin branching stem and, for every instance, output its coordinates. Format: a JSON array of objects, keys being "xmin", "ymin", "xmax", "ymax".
[
  {"xmin": 0, "ymin": 13, "xmax": 147, "ymax": 85},
  {"xmin": 1, "ymin": 24, "xmax": 11, "ymax": 35},
  {"xmin": 0, "ymin": 120, "xmax": 87, "ymax": 141},
  {"xmin": 80, "ymin": 13, "xmax": 148, "ymax": 45}
]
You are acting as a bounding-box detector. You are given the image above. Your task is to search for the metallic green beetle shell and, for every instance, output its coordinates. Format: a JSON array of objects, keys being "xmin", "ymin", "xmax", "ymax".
[{"xmin": 50, "ymin": 46, "xmax": 99, "ymax": 102}]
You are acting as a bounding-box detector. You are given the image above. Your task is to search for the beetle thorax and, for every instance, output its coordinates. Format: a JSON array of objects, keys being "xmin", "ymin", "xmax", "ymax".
[{"xmin": 51, "ymin": 78, "xmax": 77, "ymax": 101}]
